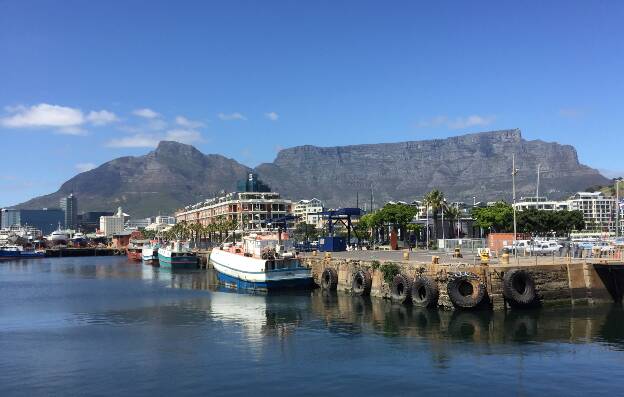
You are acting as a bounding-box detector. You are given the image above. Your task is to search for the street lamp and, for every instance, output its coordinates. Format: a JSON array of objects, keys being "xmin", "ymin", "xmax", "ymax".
[
  {"xmin": 616, "ymin": 178, "xmax": 623, "ymax": 237},
  {"xmin": 512, "ymin": 154, "xmax": 519, "ymax": 253}
]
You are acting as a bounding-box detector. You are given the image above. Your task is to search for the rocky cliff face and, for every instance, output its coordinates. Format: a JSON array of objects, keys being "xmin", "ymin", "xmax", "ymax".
[
  {"xmin": 255, "ymin": 129, "xmax": 609, "ymax": 207},
  {"xmin": 16, "ymin": 130, "xmax": 609, "ymax": 216}
]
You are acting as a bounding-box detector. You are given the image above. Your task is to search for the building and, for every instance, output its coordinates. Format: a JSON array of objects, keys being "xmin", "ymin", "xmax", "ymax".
[
  {"xmin": 155, "ymin": 215, "xmax": 176, "ymax": 225},
  {"xmin": 1, "ymin": 208, "xmax": 64, "ymax": 234},
  {"xmin": 78, "ymin": 211, "xmax": 114, "ymax": 233},
  {"xmin": 125, "ymin": 217, "xmax": 152, "ymax": 230},
  {"xmin": 176, "ymin": 191, "xmax": 292, "ymax": 230},
  {"xmin": 293, "ymin": 198, "xmax": 324, "ymax": 228},
  {"xmin": 60, "ymin": 194, "xmax": 78, "ymax": 229},
  {"xmin": 513, "ymin": 197, "xmax": 570, "ymax": 211},
  {"xmin": 1, "ymin": 208, "xmax": 20, "ymax": 229},
  {"xmin": 100, "ymin": 207, "xmax": 125, "ymax": 237},
  {"xmin": 566, "ymin": 192, "xmax": 616, "ymax": 232}
]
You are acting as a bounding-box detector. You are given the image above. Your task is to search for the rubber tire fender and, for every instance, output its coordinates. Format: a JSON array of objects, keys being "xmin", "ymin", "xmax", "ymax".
[
  {"xmin": 502, "ymin": 269, "xmax": 537, "ymax": 307},
  {"xmin": 447, "ymin": 273, "xmax": 486, "ymax": 309},
  {"xmin": 352, "ymin": 270, "xmax": 372, "ymax": 296},
  {"xmin": 411, "ymin": 276, "xmax": 439, "ymax": 308},
  {"xmin": 391, "ymin": 273, "xmax": 412, "ymax": 304},
  {"xmin": 320, "ymin": 267, "xmax": 338, "ymax": 290}
]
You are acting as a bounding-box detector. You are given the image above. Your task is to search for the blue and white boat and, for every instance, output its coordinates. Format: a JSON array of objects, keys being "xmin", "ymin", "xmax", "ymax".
[
  {"xmin": 142, "ymin": 242, "xmax": 160, "ymax": 265},
  {"xmin": 210, "ymin": 233, "xmax": 313, "ymax": 290},
  {"xmin": 0, "ymin": 245, "xmax": 45, "ymax": 259},
  {"xmin": 157, "ymin": 241, "xmax": 198, "ymax": 269}
]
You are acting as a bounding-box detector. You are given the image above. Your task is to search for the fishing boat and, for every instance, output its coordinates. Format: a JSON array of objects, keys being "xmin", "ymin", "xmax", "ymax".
[
  {"xmin": 141, "ymin": 242, "xmax": 160, "ymax": 265},
  {"xmin": 210, "ymin": 232, "xmax": 313, "ymax": 290},
  {"xmin": 72, "ymin": 231, "xmax": 87, "ymax": 247},
  {"xmin": 158, "ymin": 241, "xmax": 198, "ymax": 269},
  {"xmin": 47, "ymin": 225, "xmax": 69, "ymax": 246},
  {"xmin": 0, "ymin": 245, "xmax": 45, "ymax": 259},
  {"xmin": 126, "ymin": 239, "xmax": 147, "ymax": 262}
]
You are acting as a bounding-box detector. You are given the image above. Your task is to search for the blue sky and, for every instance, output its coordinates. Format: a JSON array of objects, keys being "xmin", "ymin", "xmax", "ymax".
[{"xmin": 1, "ymin": 0, "xmax": 623, "ymax": 207}]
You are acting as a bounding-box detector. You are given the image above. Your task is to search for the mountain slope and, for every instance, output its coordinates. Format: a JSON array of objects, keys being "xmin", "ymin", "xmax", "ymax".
[
  {"xmin": 15, "ymin": 130, "xmax": 610, "ymax": 216},
  {"xmin": 16, "ymin": 141, "xmax": 251, "ymax": 217}
]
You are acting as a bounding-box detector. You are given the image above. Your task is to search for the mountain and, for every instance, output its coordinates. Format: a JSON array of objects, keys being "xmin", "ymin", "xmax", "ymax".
[
  {"xmin": 16, "ymin": 141, "xmax": 250, "ymax": 217},
  {"xmin": 15, "ymin": 130, "xmax": 610, "ymax": 216},
  {"xmin": 255, "ymin": 129, "xmax": 610, "ymax": 208}
]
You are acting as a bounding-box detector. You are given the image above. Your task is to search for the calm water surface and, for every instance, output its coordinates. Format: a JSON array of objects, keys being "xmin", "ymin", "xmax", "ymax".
[{"xmin": 1, "ymin": 257, "xmax": 624, "ymax": 396}]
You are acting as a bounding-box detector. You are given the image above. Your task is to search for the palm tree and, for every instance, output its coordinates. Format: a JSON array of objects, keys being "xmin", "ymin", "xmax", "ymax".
[
  {"xmin": 444, "ymin": 205, "xmax": 462, "ymax": 238},
  {"xmin": 423, "ymin": 189, "xmax": 445, "ymax": 241}
]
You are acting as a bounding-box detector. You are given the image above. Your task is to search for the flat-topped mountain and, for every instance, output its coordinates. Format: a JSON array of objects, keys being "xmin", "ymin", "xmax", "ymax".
[
  {"xmin": 255, "ymin": 129, "xmax": 610, "ymax": 208},
  {"xmin": 15, "ymin": 130, "xmax": 610, "ymax": 217}
]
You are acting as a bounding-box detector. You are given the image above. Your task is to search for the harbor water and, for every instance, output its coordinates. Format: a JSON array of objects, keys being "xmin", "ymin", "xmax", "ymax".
[{"xmin": 1, "ymin": 257, "xmax": 624, "ymax": 396}]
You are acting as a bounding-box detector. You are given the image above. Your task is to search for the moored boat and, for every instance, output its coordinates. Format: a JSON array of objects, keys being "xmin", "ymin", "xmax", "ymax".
[
  {"xmin": 126, "ymin": 239, "xmax": 147, "ymax": 262},
  {"xmin": 0, "ymin": 245, "xmax": 45, "ymax": 259},
  {"xmin": 142, "ymin": 242, "xmax": 160, "ymax": 265},
  {"xmin": 158, "ymin": 241, "xmax": 198, "ymax": 269},
  {"xmin": 210, "ymin": 232, "xmax": 313, "ymax": 290}
]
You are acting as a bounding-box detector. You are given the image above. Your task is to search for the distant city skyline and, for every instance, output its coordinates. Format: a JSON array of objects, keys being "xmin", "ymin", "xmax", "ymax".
[{"xmin": 1, "ymin": 1, "xmax": 623, "ymax": 206}]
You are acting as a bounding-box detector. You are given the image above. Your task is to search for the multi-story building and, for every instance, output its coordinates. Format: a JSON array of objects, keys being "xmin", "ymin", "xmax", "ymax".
[
  {"xmin": 293, "ymin": 198, "xmax": 324, "ymax": 228},
  {"xmin": 60, "ymin": 194, "xmax": 78, "ymax": 229},
  {"xmin": 566, "ymin": 192, "xmax": 616, "ymax": 232},
  {"xmin": 176, "ymin": 191, "xmax": 292, "ymax": 230},
  {"xmin": 77, "ymin": 211, "xmax": 114, "ymax": 233},
  {"xmin": 125, "ymin": 217, "xmax": 152, "ymax": 230},
  {"xmin": 1, "ymin": 208, "xmax": 64, "ymax": 234},
  {"xmin": 155, "ymin": 215, "xmax": 176, "ymax": 225},
  {"xmin": 100, "ymin": 207, "xmax": 125, "ymax": 236},
  {"xmin": 513, "ymin": 197, "xmax": 570, "ymax": 211}
]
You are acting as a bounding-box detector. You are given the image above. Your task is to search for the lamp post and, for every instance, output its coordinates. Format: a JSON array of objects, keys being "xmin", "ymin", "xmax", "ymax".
[
  {"xmin": 512, "ymin": 154, "xmax": 519, "ymax": 254},
  {"xmin": 616, "ymin": 178, "xmax": 622, "ymax": 237}
]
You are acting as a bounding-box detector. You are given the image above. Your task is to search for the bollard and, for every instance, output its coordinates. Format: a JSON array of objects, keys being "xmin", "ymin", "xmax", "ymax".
[
  {"xmin": 592, "ymin": 247, "xmax": 601, "ymax": 259},
  {"xmin": 325, "ymin": 252, "xmax": 332, "ymax": 259},
  {"xmin": 312, "ymin": 250, "xmax": 317, "ymax": 257},
  {"xmin": 403, "ymin": 251, "xmax": 410, "ymax": 260},
  {"xmin": 501, "ymin": 252, "xmax": 510, "ymax": 265},
  {"xmin": 431, "ymin": 256, "xmax": 439, "ymax": 264},
  {"xmin": 453, "ymin": 247, "xmax": 463, "ymax": 258}
]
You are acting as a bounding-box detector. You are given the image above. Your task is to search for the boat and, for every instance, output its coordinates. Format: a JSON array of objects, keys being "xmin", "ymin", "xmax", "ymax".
[
  {"xmin": 141, "ymin": 242, "xmax": 160, "ymax": 265},
  {"xmin": 210, "ymin": 232, "xmax": 313, "ymax": 290},
  {"xmin": 47, "ymin": 226, "xmax": 69, "ymax": 246},
  {"xmin": 126, "ymin": 239, "xmax": 147, "ymax": 262},
  {"xmin": 72, "ymin": 231, "xmax": 87, "ymax": 247},
  {"xmin": 0, "ymin": 245, "xmax": 45, "ymax": 259},
  {"xmin": 157, "ymin": 241, "xmax": 198, "ymax": 269}
]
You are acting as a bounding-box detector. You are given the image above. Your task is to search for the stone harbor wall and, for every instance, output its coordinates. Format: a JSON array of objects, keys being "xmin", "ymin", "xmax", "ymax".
[{"xmin": 302, "ymin": 255, "xmax": 620, "ymax": 310}]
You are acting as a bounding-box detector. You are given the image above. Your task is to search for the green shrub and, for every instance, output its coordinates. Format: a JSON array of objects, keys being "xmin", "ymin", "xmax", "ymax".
[
  {"xmin": 370, "ymin": 260, "xmax": 381, "ymax": 270},
  {"xmin": 379, "ymin": 262, "xmax": 400, "ymax": 284}
]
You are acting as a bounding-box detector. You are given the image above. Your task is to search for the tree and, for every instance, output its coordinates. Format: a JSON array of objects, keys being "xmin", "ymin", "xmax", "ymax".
[
  {"xmin": 376, "ymin": 203, "xmax": 418, "ymax": 244},
  {"xmin": 444, "ymin": 206, "xmax": 462, "ymax": 238},
  {"xmin": 471, "ymin": 202, "xmax": 514, "ymax": 233},
  {"xmin": 423, "ymin": 189, "xmax": 445, "ymax": 239}
]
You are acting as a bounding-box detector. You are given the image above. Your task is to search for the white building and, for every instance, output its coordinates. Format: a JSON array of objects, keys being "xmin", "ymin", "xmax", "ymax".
[
  {"xmin": 125, "ymin": 217, "xmax": 152, "ymax": 230},
  {"xmin": 100, "ymin": 207, "xmax": 125, "ymax": 237},
  {"xmin": 567, "ymin": 192, "xmax": 616, "ymax": 232},
  {"xmin": 513, "ymin": 197, "xmax": 570, "ymax": 211},
  {"xmin": 293, "ymin": 198, "xmax": 324, "ymax": 228},
  {"xmin": 155, "ymin": 215, "xmax": 176, "ymax": 225}
]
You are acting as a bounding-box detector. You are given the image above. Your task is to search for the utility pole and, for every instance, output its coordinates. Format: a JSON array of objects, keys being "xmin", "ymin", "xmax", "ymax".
[
  {"xmin": 426, "ymin": 204, "xmax": 429, "ymax": 249},
  {"xmin": 512, "ymin": 154, "xmax": 519, "ymax": 248},
  {"xmin": 536, "ymin": 163, "xmax": 541, "ymax": 199}
]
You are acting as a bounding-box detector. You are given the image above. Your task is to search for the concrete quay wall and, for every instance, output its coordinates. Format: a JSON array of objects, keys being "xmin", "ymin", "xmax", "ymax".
[{"xmin": 302, "ymin": 255, "xmax": 621, "ymax": 310}]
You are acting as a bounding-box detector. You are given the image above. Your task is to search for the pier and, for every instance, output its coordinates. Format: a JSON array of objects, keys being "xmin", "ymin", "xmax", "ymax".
[
  {"xmin": 45, "ymin": 248, "xmax": 125, "ymax": 257},
  {"xmin": 301, "ymin": 250, "xmax": 624, "ymax": 310}
]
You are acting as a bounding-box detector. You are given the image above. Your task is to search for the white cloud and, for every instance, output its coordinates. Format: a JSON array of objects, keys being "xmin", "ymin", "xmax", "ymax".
[
  {"xmin": 416, "ymin": 114, "xmax": 496, "ymax": 130},
  {"xmin": 132, "ymin": 108, "xmax": 160, "ymax": 119},
  {"xmin": 175, "ymin": 116, "xmax": 204, "ymax": 128},
  {"xmin": 86, "ymin": 110, "xmax": 118, "ymax": 126},
  {"xmin": 75, "ymin": 162, "xmax": 96, "ymax": 173},
  {"xmin": 1, "ymin": 103, "xmax": 84, "ymax": 128},
  {"xmin": 264, "ymin": 112, "xmax": 279, "ymax": 121},
  {"xmin": 559, "ymin": 108, "xmax": 584, "ymax": 119},
  {"xmin": 106, "ymin": 134, "xmax": 161, "ymax": 148},
  {"xmin": 217, "ymin": 112, "xmax": 246, "ymax": 121},
  {"xmin": 0, "ymin": 103, "xmax": 118, "ymax": 134},
  {"xmin": 106, "ymin": 129, "xmax": 203, "ymax": 148}
]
